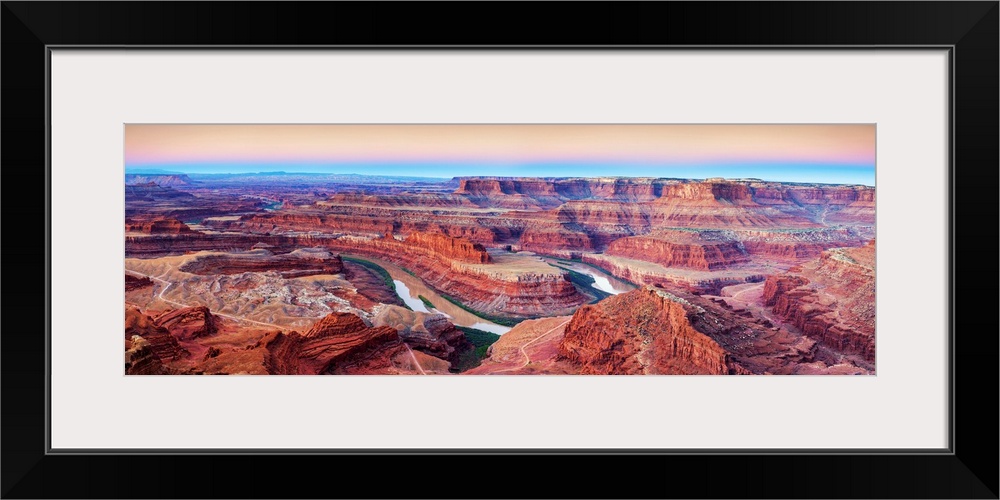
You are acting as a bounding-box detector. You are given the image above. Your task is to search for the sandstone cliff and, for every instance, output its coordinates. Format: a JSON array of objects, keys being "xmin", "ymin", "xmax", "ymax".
[
  {"xmin": 125, "ymin": 217, "xmax": 194, "ymax": 235},
  {"xmin": 154, "ymin": 306, "xmax": 218, "ymax": 340},
  {"xmin": 372, "ymin": 305, "xmax": 472, "ymax": 365},
  {"xmin": 558, "ymin": 286, "xmax": 745, "ymax": 374},
  {"xmin": 761, "ymin": 240, "xmax": 875, "ymax": 362},
  {"xmin": 125, "ymin": 335, "xmax": 170, "ymax": 375},
  {"xmin": 605, "ymin": 236, "xmax": 751, "ymax": 270},
  {"xmin": 517, "ymin": 227, "xmax": 594, "ymax": 257},
  {"xmin": 321, "ymin": 234, "xmax": 589, "ymax": 317},
  {"xmin": 125, "ymin": 306, "xmax": 189, "ymax": 362},
  {"xmin": 262, "ymin": 312, "xmax": 411, "ymax": 374},
  {"xmin": 179, "ymin": 248, "xmax": 344, "ymax": 278},
  {"xmin": 404, "ymin": 231, "xmax": 492, "ymax": 264}
]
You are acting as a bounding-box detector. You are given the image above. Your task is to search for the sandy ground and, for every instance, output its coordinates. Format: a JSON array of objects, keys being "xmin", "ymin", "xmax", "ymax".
[
  {"xmin": 126, "ymin": 251, "xmax": 352, "ymax": 330},
  {"xmin": 455, "ymin": 250, "xmax": 567, "ymax": 278}
]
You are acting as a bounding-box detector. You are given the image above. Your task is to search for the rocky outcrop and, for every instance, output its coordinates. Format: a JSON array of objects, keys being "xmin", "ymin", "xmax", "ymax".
[
  {"xmin": 232, "ymin": 212, "xmax": 395, "ymax": 236},
  {"xmin": 404, "ymin": 232, "xmax": 492, "ymax": 264},
  {"xmin": 558, "ymin": 286, "xmax": 746, "ymax": 374},
  {"xmin": 125, "ymin": 335, "xmax": 169, "ymax": 375},
  {"xmin": 554, "ymin": 201, "xmax": 650, "ymax": 230},
  {"xmin": 179, "ymin": 248, "xmax": 344, "ymax": 278},
  {"xmin": 124, "ymin": 232, "xmax": 331, "ymax": 257},
  {"xmin": 342, "ymin": 261, "xmax": 406, "ymax": 309},
  {"xmin": 517, "ymin": 228, "xmax": 594, "ymax": 256},
  {"xmin": 455, "ymin": 178, "xmax": 563, "ymax": 208},
  {"xmin": 605, "ymin": 236, "xmax": 751, "ymax": 270},
  {"xmin": 125, "ymin": 217, "xmax": 194, "ymax": 234},
  {"xmin": 565, "ymin": 178, "xmax": 664, "ymax": 202},
  {"xmin": 125, "ymin": 306, "xmax": 188, "ymax": 362},
  {"xmin": 125, "ymin": 274, "xmax": 153, "ymax": 291},
  {"xmin": 782, "ymin": 185, "xmax": 874, "ymax": 205},
  {"xmin": 325, "ymin": 192, "xmax": 478, "ymax": 208},
  {"xmin": 453, "ymin": 177, "xmax": 875, "ymax": 208},
  {"xmin": 154, "ymin": 306, "xmax": 218, "ymax": 340},
  {"xmin": 261, "ymin": 313, "xmax": 410, "ymax": 374},
  {"xmin": 761, "ymin": 241, "xmax": 875, "ymax": 361},
  {"xmin": 581, "ymin": 253, "xmax": 765, "ymax": 293},
  {"xmin": 224, "ymin": 212, "xmax": 504, "ymax": 246},
  {"xmin": 372, "ymin": 305, "xmax": 472, "ymax": 365},
  {"xmin": 762, "ymin": 275, "xmax": 809, "ymax": 306},
  {"xmin": 303, "ymin": 312, "xmax": 369, "ymax": 338},
  {"xmin": 296, "ymin": 324, "xmax": 405, "ymax": 374},
  {"xmin": 660, "ymin": 181, "xmax": 756, "ymax": 205},
  {"xmin": 172, "ymin": 177, "xmax": 873, "ymax": 260},
  {"xmin": 743, "ymin": 241, "xmax": 835, "ymax": 260},
  {"xmin": 179, "ymin": 311, "xmax": 433, "ymax": 375}
]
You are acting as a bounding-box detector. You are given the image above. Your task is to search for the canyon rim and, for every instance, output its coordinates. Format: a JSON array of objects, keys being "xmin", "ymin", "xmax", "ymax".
[{"xmin": 124, "ymin": 124, "xmax": 876, "ymax": 375}]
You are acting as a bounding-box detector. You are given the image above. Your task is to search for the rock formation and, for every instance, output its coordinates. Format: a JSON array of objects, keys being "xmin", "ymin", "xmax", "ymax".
[
  {"xmin": 372, "ymin": 305, "xmax": 473, "ymax": 365},
  {"xmin": 124, "ymin": 306, "xmax": 188, "ymax": 362},
  {"xmin": 125, "ymin": 217, "xmax": 194, "ymax": 234},
  {"xmin": 125, "ymin": 274, "xmax": 153, "ymax": 291},
  {"xmin": 517, "ymin": 227, "xmax": 594, "ymax": 257},
  {"xmin": 403, "ymin": 231, "xmax": 492, "ymax": 264},
  {"xmin": 125, "ymin": 335, "xmax": 170, "ymax": 375},
  {"xmin": 558, "ymin": 286, "xmax": 746, "ymax": 374},
  {"xmin": 605, "ymin": 236, "xmax": 751, "ymax": 270},
  {"xmin": 154, "ymin": 306, "xmax": 218, "ymax": 340},
  {"xmin": 183, "ymin": 312, "xmax": 417, "ymax": 375},
  {"xmin": 342, "ymin": 261, "xmax": 406, "ymax": 309},
  {"xmin": 317, "ymin": 234, "xmax": 589, "ymax": 317},
  {"xmin": 761, "ymin": 240, "xmax": 875, "ymax": 362},
  {"xmin": 580, "ymin": 253, "xmax": 766, "ymax": 293},
  {"xmin": 262, "ymin": 313, "xmax": 411, "ymax": 375},
  {"xmin": 179, "ymin": 248, "xmax": 344, "ymax": 278},
  {"xmin": 124, "ymin": 174, "xmax": 876, "ymax": 375}
]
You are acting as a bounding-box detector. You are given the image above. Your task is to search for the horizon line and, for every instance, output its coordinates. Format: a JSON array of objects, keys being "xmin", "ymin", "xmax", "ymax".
[{"xmin": 124, "ymin": 171, "xmax": 875, "ymax": 187}]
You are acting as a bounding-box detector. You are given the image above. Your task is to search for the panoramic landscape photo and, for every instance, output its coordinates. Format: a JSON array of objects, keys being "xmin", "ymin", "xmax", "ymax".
[{"xmin": 124, "ymin": 124, "xmax": 875, "ymax": 375}]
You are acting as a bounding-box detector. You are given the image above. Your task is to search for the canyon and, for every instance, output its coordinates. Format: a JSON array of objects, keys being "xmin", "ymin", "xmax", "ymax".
[{"xmin": 125, "ymin": 173, "xmax": 875, "ymax": 375}]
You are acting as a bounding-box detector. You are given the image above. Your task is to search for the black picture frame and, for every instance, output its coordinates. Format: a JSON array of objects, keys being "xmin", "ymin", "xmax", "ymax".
[{"xmin": 2, "ymin": 2, "xmax": 996, "ymax": 498}]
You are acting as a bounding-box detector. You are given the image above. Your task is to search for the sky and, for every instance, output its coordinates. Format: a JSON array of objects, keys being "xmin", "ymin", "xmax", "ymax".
[{"xmin": 125, "ymin": 124, "xmax": 876, "ymax": 185}]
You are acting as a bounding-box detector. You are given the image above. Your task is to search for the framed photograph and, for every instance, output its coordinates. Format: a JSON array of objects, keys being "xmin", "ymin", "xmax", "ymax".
[{"xmin": 3, "ymin": 2, "xmax": 996, "ymax": 498}]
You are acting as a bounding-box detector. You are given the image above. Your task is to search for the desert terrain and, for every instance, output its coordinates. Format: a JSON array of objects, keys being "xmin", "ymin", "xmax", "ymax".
[{"xmin": 124, "ymin": 173, "xmax": 875, "ymax": 375}]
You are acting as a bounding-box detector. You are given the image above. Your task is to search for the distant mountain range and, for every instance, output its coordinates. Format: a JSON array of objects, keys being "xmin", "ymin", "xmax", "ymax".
[
  {"xmin": 125, "ymin": 174, "xmax": 194, "ymax": 187},
  {"xmin": 181, "ymin": 172, "xmax": 451, "ymax": 184}
]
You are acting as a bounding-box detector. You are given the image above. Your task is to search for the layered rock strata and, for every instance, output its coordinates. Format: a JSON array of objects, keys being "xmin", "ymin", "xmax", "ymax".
[
  {"xmin": 558, "ymin": 286, "xmax": 747, "ymax": 374},
  {"xmin": 762, "ymin": 240, "xmax": 875, "ymax": 362},
  {"xmin": 372, "ymin": 305, "xmax": 473, "ymax": 365},
  {"xmin": 605, "ymin": 236, "xmax": 751, "ymax": 270},
  {"xmin": 262, "ymin": 313, "xmax": 411, "ymax": 374},
  {"xmin": 179, "ymin": 248, "xmax": 344, "ymax": 278},
  {"xmin": 320, "ymin": 233, "xmax": 589, "ymax": 317},
  {"xmin": 154, "ymin": 306, "xmax": 218, "ymax": 340},
  {"xmin": 125, "ymin": 306, "xmax": 189, "ymax": 362}
]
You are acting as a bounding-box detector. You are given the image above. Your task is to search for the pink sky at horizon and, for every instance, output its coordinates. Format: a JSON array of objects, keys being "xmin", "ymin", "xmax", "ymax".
[{"xmin": 124, "ymin": 124, "xmax": 875, "ymax": 166}]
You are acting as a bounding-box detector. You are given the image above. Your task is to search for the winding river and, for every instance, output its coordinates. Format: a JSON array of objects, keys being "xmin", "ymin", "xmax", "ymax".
[
  {"xmin": 346, "ymin": 254, "xmax": 635, "ymax": 336},
  {"xmin": 542, "ymin": 258, "xmax": 636, "ymax": 295},
  {"xmin": 392, "ymin": 280, "xmax": 430, "ymax": 313},
  {"xmin": 344, "ymin": 254, "xmax": 512, "ymax": 335}
]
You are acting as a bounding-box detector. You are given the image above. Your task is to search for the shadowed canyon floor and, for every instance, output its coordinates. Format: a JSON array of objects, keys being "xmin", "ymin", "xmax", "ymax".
[{"xmin": 125, "ymin": 174, "xmax": 875, "ymax": 375}]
